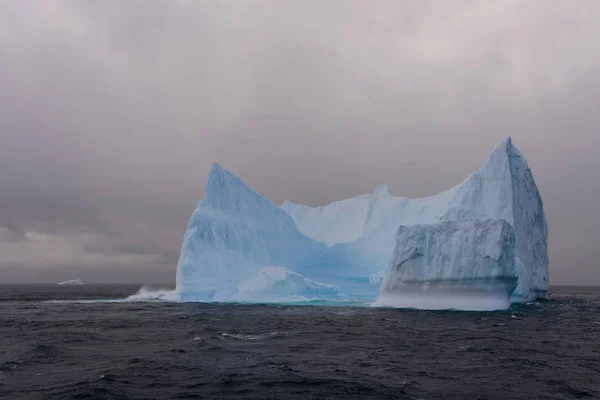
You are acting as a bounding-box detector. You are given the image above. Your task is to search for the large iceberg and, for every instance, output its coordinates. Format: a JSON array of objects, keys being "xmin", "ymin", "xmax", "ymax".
[{"xmin": 175, "ymin": 137, "xmax": 548, "ymax": 307}]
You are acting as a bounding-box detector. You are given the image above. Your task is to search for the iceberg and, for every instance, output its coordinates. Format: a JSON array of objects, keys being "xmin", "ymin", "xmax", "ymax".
[
  {"xmin": 372, "ymin": 219, "xmax": 518, "ymax": 310},
  {"xmin": 175, "ymin": 137, "xmax": 548, "ymax": 307},
  {"xmin": 57, "ymin": 279, "xmax": 84, "ymax": 285}
]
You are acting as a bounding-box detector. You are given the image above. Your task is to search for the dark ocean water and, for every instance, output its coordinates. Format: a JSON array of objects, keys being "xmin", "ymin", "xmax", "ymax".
[{"xmin": 1, "ymin": 285, "xmax": 599, "ymax": 400}]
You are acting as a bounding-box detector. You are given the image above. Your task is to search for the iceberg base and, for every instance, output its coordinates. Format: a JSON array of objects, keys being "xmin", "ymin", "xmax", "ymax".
[
  {"xmin": 511, "ymin": 289, "xmax": 547, "ymax": 303},
  {"xmin": 372, "ymin": 278, "xmax": 517, "ymax": 311},
  {"xmin": 174, "ymin": 267, "xmax": 342, "ymax": 303}
]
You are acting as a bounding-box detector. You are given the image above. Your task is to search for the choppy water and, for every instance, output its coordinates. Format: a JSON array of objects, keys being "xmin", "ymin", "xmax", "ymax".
[{"xmin": 1, "ymin": 285, "xmax": 599, "ymax": 399}]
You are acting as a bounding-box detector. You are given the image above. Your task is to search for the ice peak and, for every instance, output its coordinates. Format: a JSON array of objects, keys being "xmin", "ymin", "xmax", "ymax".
[
  {"xmin": 206, "ymin": 163, "xmax": 237, "ymax": 195},
  {"xmin": 494, "ymin": 136, "xmax": 522, "ymax": 159},
  {"xmin": 210, "ymin": 161, "xmax": 226, "ymax": 173},
  {"xmin": 494, "ymin": 136, "xmax": 513, "ymax": 153},
  {"xmin": 372, "ymin": 185, "xmax": 390, "ymax": 197},
  {"xmin": 203, "ymin": 162, "xmax": 267, "ymax": 215},
  {"xmin": 476, "ymin": 137, "xmax": 524, "ymax": 179},
  {"xmin": 207, "ymin": 162, "xmax": 234, "ymax": 184}
]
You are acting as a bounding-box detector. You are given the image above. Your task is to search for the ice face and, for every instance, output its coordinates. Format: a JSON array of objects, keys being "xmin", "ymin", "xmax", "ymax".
[
  {"xmin": 373, "ymin": 219, "xmax": 518, "ymax": 310},
  {"xmin": 281, "ymin": 184, "xmax": 391, "ymax": 246},
  {"xmin": 281, "ymin": 196, "xmax": 371, "ymax": 246},
  {"xmin": 283, "ymin": 137, "xmax": 548, "ymax": 302},
  {"xmin": 504, "ymin": 143, "xmax": 549, "ymax": 301}
]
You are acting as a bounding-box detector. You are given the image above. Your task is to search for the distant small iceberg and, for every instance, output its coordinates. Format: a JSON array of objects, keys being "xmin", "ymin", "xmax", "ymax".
[{"xmin": 57, "ymin": 279, "xmax": 84, "ymax": 285}]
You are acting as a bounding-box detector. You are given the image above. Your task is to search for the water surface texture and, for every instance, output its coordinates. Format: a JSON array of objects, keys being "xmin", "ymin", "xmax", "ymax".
[{"xmin": 1, "ymin": 285, "xmax": 599, "ymax": 399}]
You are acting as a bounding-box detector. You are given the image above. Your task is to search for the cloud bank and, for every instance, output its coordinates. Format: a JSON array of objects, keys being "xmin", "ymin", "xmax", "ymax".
[{"xmin": 1, "ymin": 1, "xmax": 599, "ymax": 284}]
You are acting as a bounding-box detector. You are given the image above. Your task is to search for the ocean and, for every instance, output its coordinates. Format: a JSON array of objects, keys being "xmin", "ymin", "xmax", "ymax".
[{"xmin": 0, "ymin": 285, "xmax": 599, "ymax": 399}]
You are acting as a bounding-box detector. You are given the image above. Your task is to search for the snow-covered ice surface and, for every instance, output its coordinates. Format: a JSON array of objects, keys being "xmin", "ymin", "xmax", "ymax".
[
  {"xmin": 172, "ymin": 137, "xmax": 547, "ymax": 309},
  {"xmin": 373, "ymin": 219, "xmax": 518, "ymax": 310},
  {"xmin": 281, "ymin": 189, "xmax": 379, "ymax": 246},
  {"xmin": 57, "ymin": 279, "xmax": 84, "ymax": 285}
]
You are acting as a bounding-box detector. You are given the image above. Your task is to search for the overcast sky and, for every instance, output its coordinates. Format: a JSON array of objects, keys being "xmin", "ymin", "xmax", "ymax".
[{"xmin": 1, "ymin": 1, "xmax": 599, "ymax": 284}]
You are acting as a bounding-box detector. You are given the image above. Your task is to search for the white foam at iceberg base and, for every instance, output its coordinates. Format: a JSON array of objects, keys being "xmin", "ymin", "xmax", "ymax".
[{"xmin": 126, "ymin": 286, "xmax": 179, "ymax": 302}]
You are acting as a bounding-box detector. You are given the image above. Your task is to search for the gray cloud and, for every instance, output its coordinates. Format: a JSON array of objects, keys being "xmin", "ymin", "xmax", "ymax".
[{"xmin": 0, "ymin": 1, "xmax": 599, "ymax": 284}]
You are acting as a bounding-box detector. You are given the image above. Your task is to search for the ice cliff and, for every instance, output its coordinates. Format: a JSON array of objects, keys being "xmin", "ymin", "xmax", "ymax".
[
  {"xmin": 176, "ymin": 137, "xmax": 548, "ymax": 307},
  {"xmin": 373, "ymin": 219, "xmax": 518, "ymax": 310}
]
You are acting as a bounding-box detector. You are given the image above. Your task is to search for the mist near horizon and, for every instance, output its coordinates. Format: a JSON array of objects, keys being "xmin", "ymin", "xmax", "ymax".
[{"xmin": 1, "ymin": 1, "xmax": 599, "ymax": 285}]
